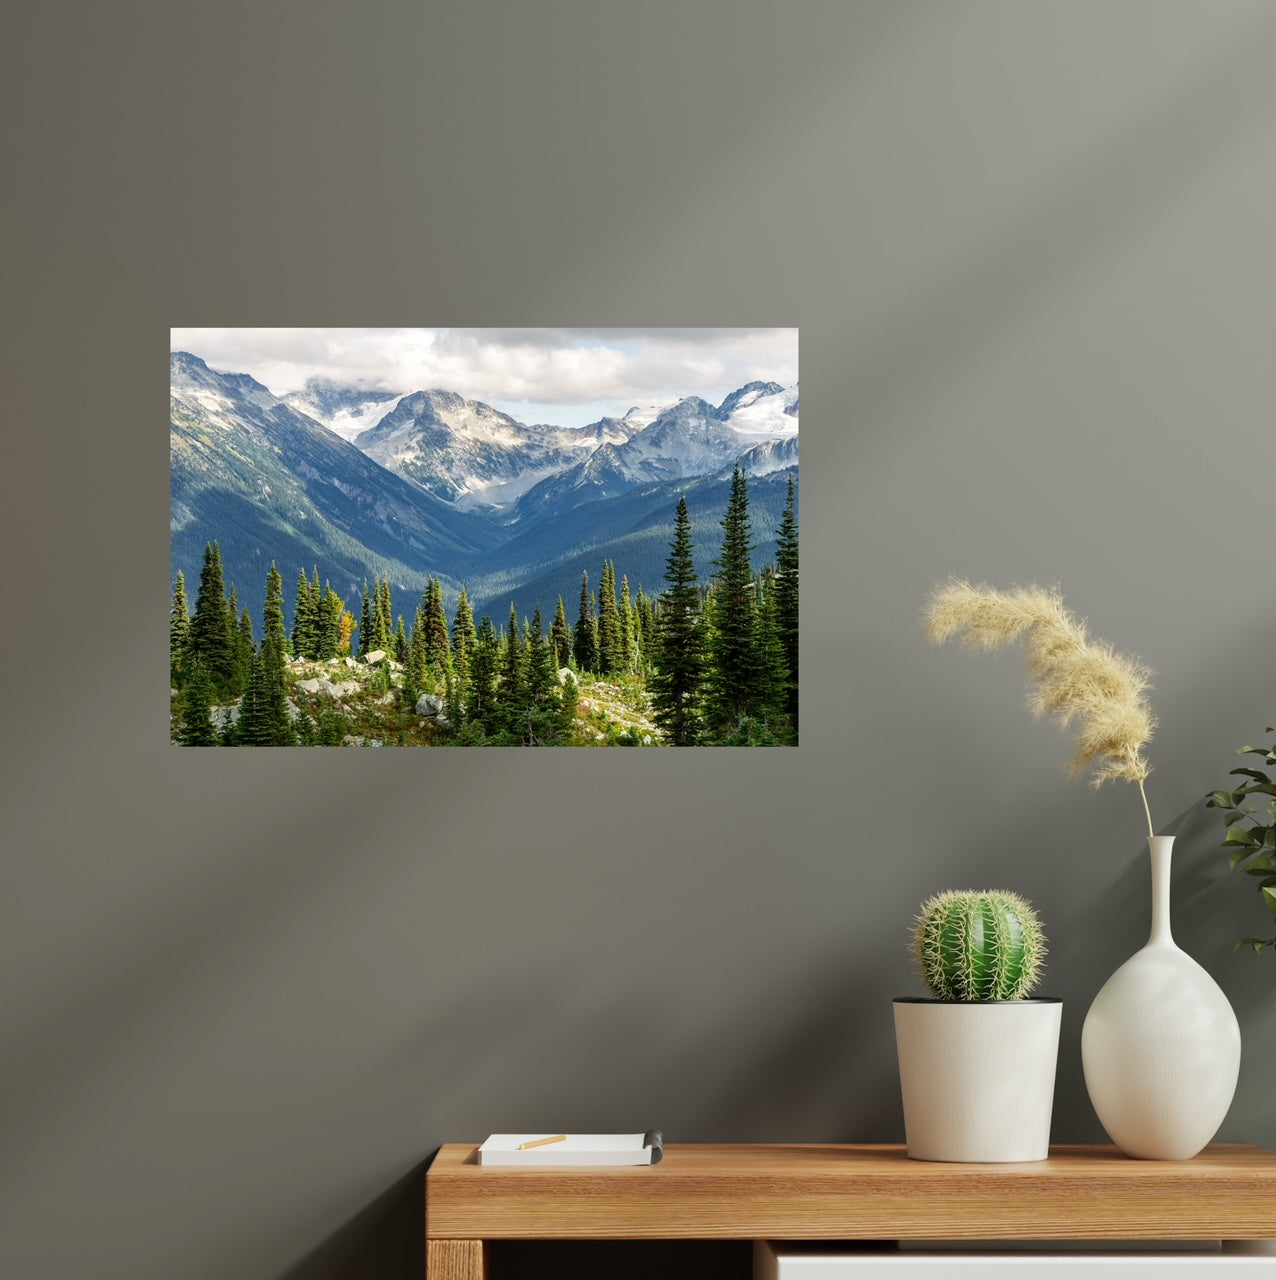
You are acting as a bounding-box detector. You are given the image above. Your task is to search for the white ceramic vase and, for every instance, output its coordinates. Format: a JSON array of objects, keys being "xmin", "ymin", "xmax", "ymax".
[
  {"xmin": 894, "ymin": 997, "xmax": 1062, "ymax": 1162},
  {"xmin": 1081, "ymin": 835, "xmax": 1241, "ymax": 1160}
]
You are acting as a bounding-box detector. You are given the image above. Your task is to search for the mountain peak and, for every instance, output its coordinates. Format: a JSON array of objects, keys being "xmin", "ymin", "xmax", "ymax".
[
  {"xmin": 717, "ymin": 381, "xmax": 785, "ymax": 417},
  {"xmin": 171, "ymin": 350, "xmax": 274, "ymax": 402}
]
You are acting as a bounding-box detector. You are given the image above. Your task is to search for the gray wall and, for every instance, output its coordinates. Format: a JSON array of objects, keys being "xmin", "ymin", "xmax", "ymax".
[{"xmin": 5, "ymin": 3, "xmax": 1276, "ymax": 1278}]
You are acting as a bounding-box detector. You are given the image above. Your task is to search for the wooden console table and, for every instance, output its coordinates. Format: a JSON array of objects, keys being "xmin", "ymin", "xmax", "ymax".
[{"xmin": 424, "ymin": 1143, "xmax": 1276, "ymax": 1279}]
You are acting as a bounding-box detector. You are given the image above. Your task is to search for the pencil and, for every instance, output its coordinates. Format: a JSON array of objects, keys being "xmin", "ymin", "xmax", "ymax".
[{"xmin": 517, "ymin": 1134, "xmax": 567, "ymax": 1150}]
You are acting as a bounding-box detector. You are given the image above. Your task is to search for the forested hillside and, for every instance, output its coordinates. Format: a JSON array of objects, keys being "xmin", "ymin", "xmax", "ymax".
[{"xmin": 171, "ymin": 470, "xmax": 798, "ymax": 747}]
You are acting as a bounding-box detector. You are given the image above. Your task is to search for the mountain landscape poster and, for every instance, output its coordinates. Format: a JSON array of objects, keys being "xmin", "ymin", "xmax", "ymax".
[{"xmin": 170, "ymin": 328, "xmax": 798, "ymax": 747}]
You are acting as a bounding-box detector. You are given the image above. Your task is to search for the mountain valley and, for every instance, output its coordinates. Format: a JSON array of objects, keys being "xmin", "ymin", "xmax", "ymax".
[{"xmin": 171, "ymin": 351, "xmax": 798, "ymax": 635}]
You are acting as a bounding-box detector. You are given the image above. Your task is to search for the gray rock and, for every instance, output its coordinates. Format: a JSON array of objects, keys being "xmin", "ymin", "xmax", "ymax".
[
  {"xmin": 364, "ymin": 649, "xmax": 387, "ymax": 665},
  {"xmin": 297, "ymin": 677, "xmax": 345, "ymax": 698},
  {"xmin": 415, "ymin": 693, "xmax": 446, "ymax": 717},
  {"xmin": 211, "ymin": 700, "xmax": 242, "ymax": 729}
]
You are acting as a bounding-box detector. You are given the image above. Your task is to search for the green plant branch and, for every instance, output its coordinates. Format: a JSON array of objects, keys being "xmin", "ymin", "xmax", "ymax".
[{"xmin": 1206, "ymin": 726, "xmax": 1276, "ymax": 959}]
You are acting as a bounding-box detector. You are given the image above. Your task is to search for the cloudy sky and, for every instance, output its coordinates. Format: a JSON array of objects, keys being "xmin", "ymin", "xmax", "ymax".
[{"xmin": 170, "ymin": 328, "xmax": 798, "ymax": 428}]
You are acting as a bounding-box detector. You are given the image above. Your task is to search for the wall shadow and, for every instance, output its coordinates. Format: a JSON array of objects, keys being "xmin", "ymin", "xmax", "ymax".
[{"xmin": 278, "ymin": 1157, "xmax": 429, "ymax": 1280}]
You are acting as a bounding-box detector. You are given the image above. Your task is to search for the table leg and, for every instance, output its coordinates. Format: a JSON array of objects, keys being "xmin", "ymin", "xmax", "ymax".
[{"xmin": 426, "ymin": 1238, "xmax": 487, "ymax": 1279}]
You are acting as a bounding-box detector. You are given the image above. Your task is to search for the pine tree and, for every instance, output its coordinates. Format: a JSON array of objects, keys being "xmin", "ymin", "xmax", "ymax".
[
  {"xmin": 422, "ymin": 576, "xmax": 450, "ymax": 674},
  {"xmin": 309, "ymin": 568, "xmax": 323, "ymax": 654},
  {"xmin": 753, "ymin": 566, "xmax": 791, "ymax": 738},
  {"xmin": 226, "ymin": 584, "xmax": 240, "ymax": 670},
  {"xmin": 597, "ymin": 560, "xmax": 623, "ymax": 676},
  {"xmin": 316, "ymin": 581, "xmax": 342, "ymax": 661},
  {"xmin": 502, "ymin": 602, "xmax": 523, "ymax": 712},
  {"xmin": 705, "ymin": 466, "xmax": 759, "ymax": 737},
  {"xmin": 316, "ymin": 708, "xmax": 346, "ymax": 746},
  {"xmin": 556, "ymin": 669, "xmax": 580, "ymax": 743},
  {"xmin": 187, "ymin": 542, "xmax": 236, "ymax": 696},
  {"xmin": 261, "ymin": 563, "xmax": 295, "ymax": 745},
  {"xmin": 774, "ymin": 471, "xmax": 799, "ymax": 731},
  {"xmin": 358, "ymin": 580, "xmax": 372, "ymax": 658},
  {"xmin": 290, "ymin": 573, "xmax": 309, "ymax": 660},
  {"xmin": 619, "ymin": 573, "xmax": 635, "ymax": 674},
  {"xmin": 452, "ymin": 586, "xmax": 477, "ymax": 702},
  {"xmin": 522, "ymin": 608, "xmax": 561, "ymax": 745},
  {"xmin": 263, "ymin": 563, "xmax": 287, "ymax": 655},
  {"xmin": 375, "ymin": 577, "xmax": 394, "ymax": 653},
  {"xmin": 574, "ymin": 570, "xmax": 597, "ymax": 672},
  {"xmin": 408, "ymin": 602, "xmax": 428, "ymax": 689},
  {"xmin": 237, "ymin": 606, "xmax": 255, "ymax": 693},
  {"xmin": 178, "ymin": 659, "xmax": 219, "ymax": 746},
  {"xmin": 631, "ymin": 584, "xmax": 646, "ymax": 671},
  {"xmin": 637, "ymin": 585, "xmax": 657, "ymax": 675},
  {"xmin": 237, "ymin": 648, "xmax": 267, "ymax": 745},
  {"xmin": 394, "ymin": 615, "xmax": 408, "ymax": 663},
  {"xmin": 468, "ymin": 615, "xmax": 499, "ymax": 733},
  {"xmin": 651, "ymin": 495, "xmax": 705, "ymax": 745},
  {"xmin": 550, "ymin": 595, "xmax": 571, "ymax": 670},
  {"xmin": 170, "ymin": 570, "xmax": 190, "ymax": 687},
  {"xmin": 225, "ymin": 585, "xmax": 249, "ymax": 696}
]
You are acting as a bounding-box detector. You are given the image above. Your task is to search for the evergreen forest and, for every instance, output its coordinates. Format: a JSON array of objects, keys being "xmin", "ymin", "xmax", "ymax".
[{"xmin": 170, "ymin": 468, "xmax": 798, "ymax": 747}]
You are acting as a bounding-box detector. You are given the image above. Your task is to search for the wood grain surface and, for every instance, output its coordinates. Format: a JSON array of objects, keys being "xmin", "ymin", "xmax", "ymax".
[
  {"xmin": 426, "ymin": 1143, "xmax": 1276, "ymax": 1242},
  {"xmin": 425, "ymin": 1238, "xmax": 488, "ymax": 1280}
]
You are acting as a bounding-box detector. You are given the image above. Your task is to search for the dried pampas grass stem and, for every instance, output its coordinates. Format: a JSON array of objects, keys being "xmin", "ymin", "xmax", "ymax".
[{"xmin": 925, "ymin": 578, "xmax": 1157, "ymax": 838}]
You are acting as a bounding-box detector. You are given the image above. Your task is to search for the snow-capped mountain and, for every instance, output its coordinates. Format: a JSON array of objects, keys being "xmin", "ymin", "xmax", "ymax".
[
  {"xmin": 170, "ymin": 353, "xmax": 501, "ymax": 625},
  {"xmin": 283, "ymin": 379, "xmax": 404, "ymax": 443},
  {"xmin": 507, "ymin": 384, "xmax": 799, "ymax": 521},
  {"xmin": 277, "ymin": 375, "xmax": 797, "ymax": 515},
  {"xmin": 734, "ymin": 433, "xmax": 800, "ymax": 478},
  {"xmin": 719, "ymin": 380, "xmax": 799, "ymax": 437},
  {"xmin": 172, "ymin": 352, "xmax": 798, "ymax": 630},
  {"xmin": 618, "ymin": 400, "xmax": 676, "ymax": 430},
  {"xmin": 352, "ymin": 389, "xmax": 643, "ymax": 510}
]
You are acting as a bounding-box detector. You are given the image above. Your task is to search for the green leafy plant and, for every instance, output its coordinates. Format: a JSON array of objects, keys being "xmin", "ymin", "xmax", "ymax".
[
  {"xmin": 912, "ymin": 890, "xmax": 1046, "ymax": 1000},
  {"xmin": 1205, "ymin": 726, "xmax": 1276, "ymax": 955}
]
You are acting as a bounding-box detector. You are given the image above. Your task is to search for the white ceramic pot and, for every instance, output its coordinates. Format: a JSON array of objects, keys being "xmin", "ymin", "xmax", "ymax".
[
  {"xmin": 893, "ymin": 997, "xmax": 1062, "ymax": 1162},
  {"xmin": 1081, "ymin": 836, "xmax": 1241, "ymax": 1160}
]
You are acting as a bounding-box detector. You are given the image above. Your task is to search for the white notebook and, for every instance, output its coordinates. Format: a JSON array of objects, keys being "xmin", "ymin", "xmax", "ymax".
[{"xmin": 478, "ymin": 1131, "xmax": 663, "ymax": 1166}]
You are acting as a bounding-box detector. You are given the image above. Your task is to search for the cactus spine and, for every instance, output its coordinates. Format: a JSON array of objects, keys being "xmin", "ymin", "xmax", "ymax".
[{"xmin": 913, "ymin": 889, "xmax": 1045, "ymax": 1001}]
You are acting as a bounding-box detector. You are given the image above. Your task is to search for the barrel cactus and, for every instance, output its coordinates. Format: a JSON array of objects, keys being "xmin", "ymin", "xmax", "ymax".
[{"xmin": 912, "ymin": 889, "xmax": 1046, "ymax": 1001}]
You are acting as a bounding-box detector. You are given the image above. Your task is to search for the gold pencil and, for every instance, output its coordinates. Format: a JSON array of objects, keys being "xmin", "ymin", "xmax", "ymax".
[{"xmin": 517, "ymin": 1134, "xmax": 567, "ymax": 1150}]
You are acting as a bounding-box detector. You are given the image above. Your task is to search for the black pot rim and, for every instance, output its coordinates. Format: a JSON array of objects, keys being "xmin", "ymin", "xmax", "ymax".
[{"xmin": 892, "ymin": 995, "xmax": 1062, "ymax": 1004}]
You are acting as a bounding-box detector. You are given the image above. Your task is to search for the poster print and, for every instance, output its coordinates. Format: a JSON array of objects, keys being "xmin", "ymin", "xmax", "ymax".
[{"xmin": 170, "ymin": 329, "xmax": 798, "ymax": 747}]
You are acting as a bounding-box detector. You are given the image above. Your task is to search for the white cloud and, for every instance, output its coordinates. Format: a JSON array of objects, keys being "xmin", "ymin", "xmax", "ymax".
[{"xmin": 170, "ymin": 327, "xmax": 798, "ymax": 427}]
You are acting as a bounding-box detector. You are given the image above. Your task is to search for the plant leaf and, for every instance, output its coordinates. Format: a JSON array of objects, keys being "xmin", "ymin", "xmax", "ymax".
[
  {"xmin": 1225, "ymin": 822, "xmax": 1257, "ymax": 846},
  {"xmin": 1230, "ymin": 766, "xmax": 1274, "ymax": 782}
]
